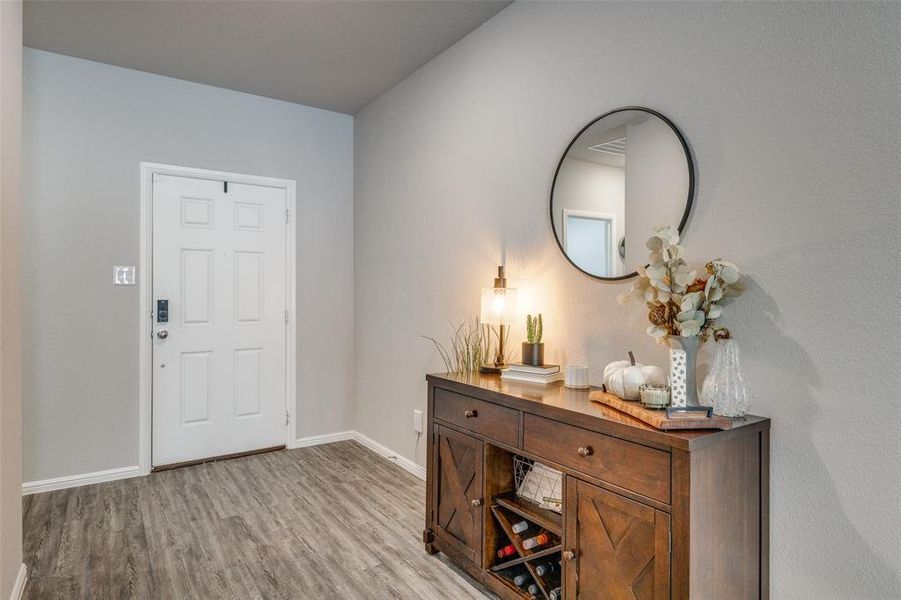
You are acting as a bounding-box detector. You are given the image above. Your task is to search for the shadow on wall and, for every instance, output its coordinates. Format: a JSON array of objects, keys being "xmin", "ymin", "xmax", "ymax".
[{"xmin": 742, "ymin": 276, "xmax": 901, "ymax": 598}]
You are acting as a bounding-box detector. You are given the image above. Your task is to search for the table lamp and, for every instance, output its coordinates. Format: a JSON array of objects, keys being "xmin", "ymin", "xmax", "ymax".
[{"xmin": 479, "ymin": 265, "xmax": 518, "ymax": 373}]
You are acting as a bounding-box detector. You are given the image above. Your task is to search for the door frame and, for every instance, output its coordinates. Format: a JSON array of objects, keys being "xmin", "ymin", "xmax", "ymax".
[
  {"xmin": 138, "ymin": 162, "xmax": 297, "ymax": 475},
  {"xmin": 562, "ymin": 208, "xmax": 618, "ymax": 276}
]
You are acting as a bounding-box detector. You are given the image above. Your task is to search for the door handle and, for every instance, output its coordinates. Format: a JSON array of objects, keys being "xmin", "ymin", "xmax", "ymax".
[{"xmin": 156, "ymin": 330, "xmax": 169, "ymax": 339}]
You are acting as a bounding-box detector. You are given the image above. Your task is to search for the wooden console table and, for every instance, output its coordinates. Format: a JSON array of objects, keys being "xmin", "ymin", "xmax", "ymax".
[{"xmin": 424, "ymin": 372, "xmax": 770, "ymax": 600}]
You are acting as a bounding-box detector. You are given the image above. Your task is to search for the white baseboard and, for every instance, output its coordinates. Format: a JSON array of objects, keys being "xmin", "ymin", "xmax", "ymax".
[
  {"xmin": 22, "ymin": 465, "xmax": 141, "ymax": 495},
  {"xmin": 23, "ymin": 431, "xmax": 423, "ymax": 495},
  {"xmin": 292, "ymin": 430, "xmax": 356, "ymax": 448},
  {"xmin": 293, "ymin": 430, "xmax": 426, "ymax": 480},
  {"xmin": 9, "ymin": 564, "xmax": 26, "ymax": 600},
  {"xmin": 351, "ymin": 432, "xmax": 426, "ymax": 480}
]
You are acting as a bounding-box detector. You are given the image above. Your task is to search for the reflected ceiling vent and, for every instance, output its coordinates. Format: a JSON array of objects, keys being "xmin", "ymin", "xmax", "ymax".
[{"xmin": 587, "ymin": 137, "xmax": 626, "ymax": 156}]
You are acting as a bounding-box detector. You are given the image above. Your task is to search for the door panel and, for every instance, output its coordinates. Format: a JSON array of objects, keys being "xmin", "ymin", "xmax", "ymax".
[
  {"xmin": 234, "ymin": 348, "xmax": 262, "ymax": 417},
  {"xmin": 564, "ymin": 479, "xmax": 670, "ymax": 599},
  {"xmin": 152, "ymin": 175, "xmax": 287, "ymax": 466},
  {"xmin": 235, "ymin": 251, "xmax": 263, "ymax": 322},
  {"xmin": 181, "ymin": 249, "xmax": 213, "ymax": 324},
  {"xmin": 180, "ymin": 350, "xmax": 212, "ymax": 424},
  {"xmin": 433, "ymin": 425, "xmax": 483, "ymax": 565}
]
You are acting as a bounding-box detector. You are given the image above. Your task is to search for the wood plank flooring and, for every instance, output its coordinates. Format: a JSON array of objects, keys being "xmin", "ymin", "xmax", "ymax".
[{"xmin": 23, "ymin": 441, "xmax": 493, "ymax": 599}]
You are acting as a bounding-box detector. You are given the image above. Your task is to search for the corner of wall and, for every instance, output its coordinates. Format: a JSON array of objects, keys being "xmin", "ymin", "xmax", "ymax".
[{"xmin": 0, "ymin": 1, "xmax": 24, "ymax": 598}]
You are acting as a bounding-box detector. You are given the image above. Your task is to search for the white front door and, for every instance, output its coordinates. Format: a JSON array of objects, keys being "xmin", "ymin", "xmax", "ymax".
[{"xmin": 152, "ymin": 174, "xmax": 287, "ymax": 467}]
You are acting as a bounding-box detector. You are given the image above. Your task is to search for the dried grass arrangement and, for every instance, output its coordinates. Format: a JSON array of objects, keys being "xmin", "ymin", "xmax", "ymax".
[{"xmin": 423, "ymin": 317, "xmax": 509, "ymax": 374}]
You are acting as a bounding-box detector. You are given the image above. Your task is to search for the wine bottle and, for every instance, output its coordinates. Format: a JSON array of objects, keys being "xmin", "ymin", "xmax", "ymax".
[
  {"xmin": 513, "ymin": 572, "xmax": 530, "ymax": 587},
  {"xmin": 511, "ymin": 520, "xmax": 529, "ymax": 534},
  {"xmin": 549, "ymin": 587, "xmax": 562, "ymax": 600},
  {"xmin": 497, "ymin": 543, "xmax": 516, "ymax": 559},
  {"xmin": 527, "ymin": 583, "xmax": 540, "ymax": 595},
  {"xmin": 522, "ymin": 532, "xmax": 550, "ymax": 550},
  {"xmin": 535, "ymin": 561, "xmax": 559, "ymax": 577}
]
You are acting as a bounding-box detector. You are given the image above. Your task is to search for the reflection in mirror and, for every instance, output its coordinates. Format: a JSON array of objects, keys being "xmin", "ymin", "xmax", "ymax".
[{"xmin": 550, "ymin": 108, "xmax": 693, "ymax": 280}]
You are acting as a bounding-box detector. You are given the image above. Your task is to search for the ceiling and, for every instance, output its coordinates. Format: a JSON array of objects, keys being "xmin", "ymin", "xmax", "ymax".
[
  {"xmin": 23, "ymin": 0, "xmax": 511, "ymax": 115},
  {"xmin": 567, "ymin": 111, "xmax": 652, "ymax": 167}
]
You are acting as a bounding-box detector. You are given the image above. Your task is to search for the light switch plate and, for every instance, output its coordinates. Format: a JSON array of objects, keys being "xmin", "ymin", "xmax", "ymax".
[
  {"xmin": 114, "ymin": 266, "xmax": 136, "ymax": 286},
  {"xmin": 413, "ymin": 409, "xmax": 423, "ymax": 434}
]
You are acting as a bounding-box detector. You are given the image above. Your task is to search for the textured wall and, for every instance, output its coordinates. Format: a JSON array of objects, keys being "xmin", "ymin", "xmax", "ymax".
[
  {"xmin": 354, "ymin": 2, "xmax": 901, "ymax": 597},
  {"xmin": 0, "ymin": 1, "xmax": 23, "ymax": 596},
  {"xmin": 23, "ymin": 50, "xmax": 354, "ymax": 481}
]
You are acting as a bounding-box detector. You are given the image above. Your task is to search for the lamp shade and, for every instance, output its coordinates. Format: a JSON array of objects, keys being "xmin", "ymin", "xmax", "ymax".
[{"xmin": 480, "ymin": 286, "xmax": 518, "ymax": 326}]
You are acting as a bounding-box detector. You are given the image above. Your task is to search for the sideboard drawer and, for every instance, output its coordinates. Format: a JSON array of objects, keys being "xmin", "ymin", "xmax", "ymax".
[
  {"xmin": 433, "ymin": 388, "xmax": 519, "ymax": 448},
  {"xmin": 522, "ymin": 413, "xmax": 671, "ymax": 503}
]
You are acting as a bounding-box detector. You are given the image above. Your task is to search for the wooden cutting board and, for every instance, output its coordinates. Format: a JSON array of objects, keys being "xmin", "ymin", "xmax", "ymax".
[{"xmin": 588, "ymin": 391, "xmax": 733, "ymax": 430}]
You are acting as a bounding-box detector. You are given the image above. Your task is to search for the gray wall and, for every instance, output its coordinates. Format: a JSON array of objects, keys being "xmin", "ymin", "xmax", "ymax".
[
  {"xmin": 23, "ymin": 49, "xmax": 354, "ymax": 481},
  {"xmin": 354, "ymin": 2, "xmax": 901, "ymax": 598},
  {"xmin": 0, "ymin": 2, "xmax": 23, "ymax": 596}
]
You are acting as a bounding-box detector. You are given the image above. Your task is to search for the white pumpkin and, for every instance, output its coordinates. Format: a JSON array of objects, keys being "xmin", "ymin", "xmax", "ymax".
[{"xmin": 603, "ymin": 351, "xmax": 666, "ymax": 400}]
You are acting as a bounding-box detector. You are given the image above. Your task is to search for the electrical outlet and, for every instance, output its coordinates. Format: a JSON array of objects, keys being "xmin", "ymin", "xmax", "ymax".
[{"xmin": 413, "ymin": 409, "xmax": 423, "ymax": 434}]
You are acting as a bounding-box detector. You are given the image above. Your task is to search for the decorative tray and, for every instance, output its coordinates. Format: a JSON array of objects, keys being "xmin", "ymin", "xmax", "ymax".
[{"xmin": 589, "ymin": 391, "xmax": 733, "ymax": 430}]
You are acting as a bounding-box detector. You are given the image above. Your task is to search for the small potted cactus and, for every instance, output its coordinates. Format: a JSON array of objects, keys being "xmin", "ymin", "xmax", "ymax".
[{"xmin": 522, "ymin": 314, "xmax": 545, "ymax": 366}]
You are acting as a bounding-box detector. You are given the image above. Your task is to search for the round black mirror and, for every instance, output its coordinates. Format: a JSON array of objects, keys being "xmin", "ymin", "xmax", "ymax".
[{"xmin": 550, "ymin": 107, "xmax": 694, "ymax": 280}]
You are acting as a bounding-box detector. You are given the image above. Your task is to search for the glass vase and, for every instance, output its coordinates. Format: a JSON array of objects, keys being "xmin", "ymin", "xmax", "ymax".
[{"xmin": 700, "ymin": 338, "xmax": 750, "ymax": 417}]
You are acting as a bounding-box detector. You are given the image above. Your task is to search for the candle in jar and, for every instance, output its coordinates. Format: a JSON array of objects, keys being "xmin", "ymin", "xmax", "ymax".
[{"xmin": 639, "ymin": 384, "xmax": 670, "ymax": 409}]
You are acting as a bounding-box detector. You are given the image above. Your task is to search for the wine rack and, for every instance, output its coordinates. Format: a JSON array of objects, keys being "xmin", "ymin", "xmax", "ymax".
[{"xmin": 488, "ymin": 496, "xmax": 563, "ymax": 600}]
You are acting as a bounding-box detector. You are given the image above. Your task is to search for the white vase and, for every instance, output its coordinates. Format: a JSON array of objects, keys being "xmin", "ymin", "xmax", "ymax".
[
  {"xmin": 701, "ymin": 338, "xmax": 750, "ymax": 417},
  {"xmin": 669, "ymin": 336, "xmax": 700, "ymax": 407}
]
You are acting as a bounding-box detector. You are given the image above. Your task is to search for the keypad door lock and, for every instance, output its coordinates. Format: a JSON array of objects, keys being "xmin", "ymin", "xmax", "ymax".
[{"xmin": 156, "ymin": 299, "xmax": 169, "ymax": 323}]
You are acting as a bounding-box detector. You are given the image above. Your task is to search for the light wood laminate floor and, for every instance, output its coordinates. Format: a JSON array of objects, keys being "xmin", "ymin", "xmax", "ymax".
[{"xmin": 23, "ymin": 441, "xmax": 493, "ymax": 599}]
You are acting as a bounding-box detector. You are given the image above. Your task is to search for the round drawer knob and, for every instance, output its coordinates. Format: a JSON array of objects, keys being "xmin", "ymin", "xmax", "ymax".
[
  {"xmin": 471, "ymin": 498, "xmax": 483, "ymax": 507},
  {"xmin": 464, "ymin": 409, "xmax": 478, "ymax": 418},
  {"xmin": 563, "ymin": 550, "xmax": 576, "ymax": 561},
  {"xmin": 577, "ymin": 446, "xmax": 593, "ymax": 457}
]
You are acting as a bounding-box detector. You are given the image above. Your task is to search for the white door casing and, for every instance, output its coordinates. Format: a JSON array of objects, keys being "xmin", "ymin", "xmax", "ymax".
[{"xmin": 149, "ymin": 170, "xmax": 291, "ymax": 467}]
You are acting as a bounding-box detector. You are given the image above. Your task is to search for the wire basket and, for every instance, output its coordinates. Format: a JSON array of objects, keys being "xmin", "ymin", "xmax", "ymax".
[{"xmin": 513, "ymin": 455, "xmax": 563, "ymax": 513}]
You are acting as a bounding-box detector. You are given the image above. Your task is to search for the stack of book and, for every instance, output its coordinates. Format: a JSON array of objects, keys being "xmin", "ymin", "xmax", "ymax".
[{"xmin": 501, "ymin": 363, "xmax": 563, "ymax": 384}]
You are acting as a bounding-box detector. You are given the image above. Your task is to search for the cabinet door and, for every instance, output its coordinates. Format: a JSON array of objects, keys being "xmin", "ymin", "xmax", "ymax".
[
  {"xmin": 564, "ymin": 479, "xmax": 670, "ymax": 599},
  {"xmin": 432, "ymin": 424, "xmax": 483, "ymax": 564}
]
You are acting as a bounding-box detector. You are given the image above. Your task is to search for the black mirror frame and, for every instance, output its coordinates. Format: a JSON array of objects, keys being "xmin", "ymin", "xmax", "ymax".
[{"xmin": 549, "ymin": 106, "xmax": 696, "ymax": 281}]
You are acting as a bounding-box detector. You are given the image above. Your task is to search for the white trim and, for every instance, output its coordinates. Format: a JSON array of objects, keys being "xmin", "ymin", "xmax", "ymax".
[
  {"xmin": 8, "ymin": 564, "xmax": 26, "ymax": 600},
  {"xmin": 353, "ymin": 432, "xmax": 427, "ymax": 480},
  {"xmin": 22, "ymin": 466, "xmax": 141, "ymax": 495},
  {"xmin": 138, "ymin": 165, "xmax": 153, "ymax": 475},
  {"xmin": 284, "ymin": 179, "xmax": 297, "ymax": 452},
  {"xmin": 21, "ymin": 431, "xmax": 424, "ymax": 495},
  {"xmin": 293, "ymin": 430, "xmax": 426, "ymax": 480},
  {"xmin": 292, "ymin": 430, "xmax": 356, "ymax": 448},
  {"xmin": 138, "ymin": 162, "xmax": 298, "ymax": 474}
]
